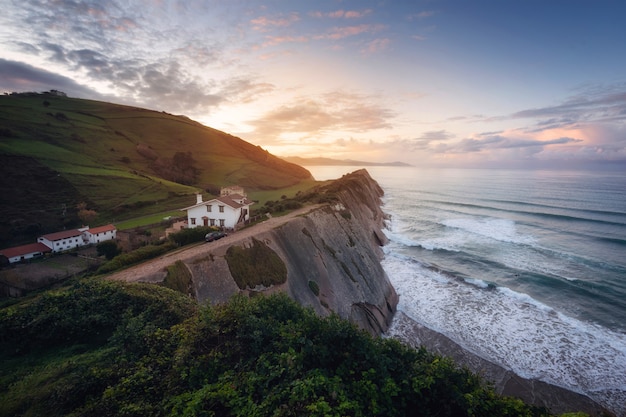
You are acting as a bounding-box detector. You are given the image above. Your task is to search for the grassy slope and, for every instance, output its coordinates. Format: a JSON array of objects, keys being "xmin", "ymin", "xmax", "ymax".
[{"xmin": 0, "ymin": 93, "xmax": 313, "ymax": 246}]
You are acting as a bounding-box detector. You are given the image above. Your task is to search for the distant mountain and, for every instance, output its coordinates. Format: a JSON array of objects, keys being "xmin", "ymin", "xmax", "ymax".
[
  {"xmin": 282, "ymin": 156, "xmax": 412, "ymax": 167},
  {"xmin": 0, "ymin": 92, "xmax": 311, "ymax": 246}
]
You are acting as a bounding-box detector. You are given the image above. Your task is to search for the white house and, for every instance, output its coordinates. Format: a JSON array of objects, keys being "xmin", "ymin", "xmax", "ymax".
[
  {"xmin": 36, "ymin": 224, "xmax": 117, "ymax": 253},
  {"xmin": 220, "ymin": 185, "xmax": 246, "ymax": 197},
  {"xmin": 0, "ymin": 242, "xmax": 51, "ymax": 264},
  {"xmin": 83, "ymin": 224, "xmax": 117, "ymax": 244},
  {"xmin": 38, "ymin": 228, "xmax": 88, "ymax": 253},
  {"xmin": 182, "ymin": 192, "xmax": 254, "ymax": 230}
]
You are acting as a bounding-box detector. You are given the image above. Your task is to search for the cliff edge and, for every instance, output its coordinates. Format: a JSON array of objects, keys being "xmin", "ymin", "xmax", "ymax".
[{"xmin": 110, "ymin": 169, "xmax": 398, "ymax": 335}]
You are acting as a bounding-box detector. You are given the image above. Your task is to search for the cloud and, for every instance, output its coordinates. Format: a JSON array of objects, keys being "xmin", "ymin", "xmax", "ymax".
[
  {"xmin": 361, "ymin": 38, "xmax": 390, "ymax": 55},
  {"xmin": 511, "ymin": 83, "xmax": 626, "ymax": 130},
  {"xmin": 247, "ymin": 91, "xmax": 395, "ymax": 141},
  {"xmin": 0, "ymin": 58, "xmax": 101, "ymax": 98},
  {"xmin": 262, "ymin": 35, "xmax": 309, "ymax": 48},
  {"xmin": 309, "ymin": 9, "xmax": 372, "ymax": 19},
  {"xmin": 220, "ymin": 78, "xmax": 275, "ymax": 104},
  {"xmin": 0, "ymin": 2, "xmax": 279, "ymax": 116},
  {"xmin": 408, "ymin": 11, "xmax": 436, "ymax": 20},
  {"xmin": 316, "ymin": 24, "xmax": 386, "ymax": 40},
  {"xmin": 251, "ymin": 13, "xmax": 300, "ymax": 31},
  {"xmin": 437, "ymin": 135, "xmax": 582, "ymax": 154},
  {"xmin": 380, "ymin": 130, "xmax": 455, "ymax": 152}
]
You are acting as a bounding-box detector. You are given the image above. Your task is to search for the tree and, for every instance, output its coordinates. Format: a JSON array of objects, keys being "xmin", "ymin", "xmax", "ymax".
[
  {"xmin": 76, "ymin": 202, "xmax": 98, "ymax": 224},
  {"xmin": 96, "ymin": 240, "xmax": 121, "ymax": 260}
]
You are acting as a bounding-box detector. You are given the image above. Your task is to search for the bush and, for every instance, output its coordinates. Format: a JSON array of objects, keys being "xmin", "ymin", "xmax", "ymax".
[
  {"xmin": 308, "ymin": 280, "xmax": 320, "ymax": 296},
  {"xmin": 161, "ymin": 260, "xmax": 193, "ymax": 295},
  {"xmin": 225, "ymin": 238, "xmax": 287, "ymax": 289},
  {"xmin": 168, "ymin": 226, "xmax": 213, "ymax": 246},
  {"xmin": 0, "ymin": 289, "xmax": 555, "ymax": 417},
  {"xmin": 96, "ymin": 242, "xmax": 176, "ymax": 274},
  {"xmin": 96, "ymin": 240, "xmax": 121, "ymax": 260}
]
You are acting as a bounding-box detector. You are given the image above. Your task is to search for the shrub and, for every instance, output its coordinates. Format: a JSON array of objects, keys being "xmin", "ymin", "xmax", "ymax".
[
  {"xmin": 0, "ymin": 289, "xmax": 556, "ymax": 417},
  {"xmin": 225, "ymin": 238, "xmax": 287, "ymax": 289},
  {"xmin": 96, "ymin": 240, "xmax": 121, "ymax": 260},
  {"xmin": 161, "ymin": 260, "xmax": 193, "ymax": 295},
  {"xmin": 96, "ymin": 242, "xmax": 176, "ymax": 274},
  {"xmin": 308, "ymin": 280, "xmax": 320, "ymax": 296},
  {"xmin": 169, "ymin": 226, "xmax": 213, "ymax": 246}
]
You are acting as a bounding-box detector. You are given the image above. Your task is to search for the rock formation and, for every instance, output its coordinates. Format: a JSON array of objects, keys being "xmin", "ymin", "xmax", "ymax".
[{"xmin": 182, "ymin": 169, "xmax": 397, "ymax": 335}]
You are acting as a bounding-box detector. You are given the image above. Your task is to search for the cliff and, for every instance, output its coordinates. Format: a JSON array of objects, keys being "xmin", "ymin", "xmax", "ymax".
[{"xmin": 110, "ymin": 169, "xmax": 398, "ymax": 335}]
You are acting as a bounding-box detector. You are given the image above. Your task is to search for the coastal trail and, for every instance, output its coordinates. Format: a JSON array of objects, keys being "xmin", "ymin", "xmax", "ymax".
[{"xmin": 107, "ymin": 204, "xmax": 323, "ymax": 283}]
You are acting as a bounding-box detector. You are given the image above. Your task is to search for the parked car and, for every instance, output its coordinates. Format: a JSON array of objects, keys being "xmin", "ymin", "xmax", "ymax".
[{"xmin": 205, "ymin": 231, "xmax": 227, "ymax": 242}]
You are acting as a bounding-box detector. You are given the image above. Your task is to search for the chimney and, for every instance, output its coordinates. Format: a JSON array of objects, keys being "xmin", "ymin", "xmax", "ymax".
[{"xmin": 196, "ymin": 193, "xmax": 203, "ymax": 204}]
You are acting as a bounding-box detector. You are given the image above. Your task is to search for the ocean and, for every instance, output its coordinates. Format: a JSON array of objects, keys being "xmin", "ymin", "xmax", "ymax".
[{"xmin": 307, "ymin": 166, "xmax": 626, "ymax": 415}]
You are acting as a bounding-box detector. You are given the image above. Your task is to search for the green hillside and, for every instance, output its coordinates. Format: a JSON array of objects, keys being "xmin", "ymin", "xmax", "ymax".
[{"xmin": 0, "ymin": 92, "xmax": 312, "ymax": 246}]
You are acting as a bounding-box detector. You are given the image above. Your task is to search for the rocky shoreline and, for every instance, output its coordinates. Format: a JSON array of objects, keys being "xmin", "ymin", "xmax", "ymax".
[{"xmin": 387, "ymin": 311, "xmax": 615, "ymax": 416}]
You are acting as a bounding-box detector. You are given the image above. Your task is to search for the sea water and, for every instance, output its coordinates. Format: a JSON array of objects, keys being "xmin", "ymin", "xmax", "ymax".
[{"xmin": 307, "ymin": 166, "xmax": 626, "ymax": 414}]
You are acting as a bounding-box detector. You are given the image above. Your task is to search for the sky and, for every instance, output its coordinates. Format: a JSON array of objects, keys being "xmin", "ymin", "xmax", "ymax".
[{"xmin": 1, "ymin": 0, "xmax": 625, "ymax": 169}]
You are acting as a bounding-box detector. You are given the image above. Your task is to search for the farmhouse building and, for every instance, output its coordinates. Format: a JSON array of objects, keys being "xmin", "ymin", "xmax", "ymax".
[
  {"xmin": 182, "ymin": 192, "xmax": 253, "ymax": 230},
  {"xmin": 84, "ymin": 224, "xmax": 117, "ymax": 244},
  {"xmin": 220, "ymin": 185, "xmax": 246, "ymax": 197},
  {"xmin": 38, "ymin": 229, "xmax": 88, "ymax": 253},
  {"xmin": 36, "ymin": 224, "xmax": 117, "ymax": 253},
  {"xmin": 0, "ymin": 224, "xmax": 118, "ymax": 263},
  {"xmin": 0, "ymin": 242, "xmax": 51, "ymax": 264}
]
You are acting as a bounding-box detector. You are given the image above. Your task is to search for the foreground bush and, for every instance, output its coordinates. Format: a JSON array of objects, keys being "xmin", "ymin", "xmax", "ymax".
[
  {"xmin": 96, "ymin": 241, "xmax": 176, "ymax": 274},
  {"xmin": 0, "ymin": 281, "xmax": 556, "ymax": 417}
]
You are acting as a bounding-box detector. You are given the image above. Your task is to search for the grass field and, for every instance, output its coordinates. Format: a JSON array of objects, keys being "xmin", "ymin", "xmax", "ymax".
[{"xmin": 0, "ymin": 93, "xmax": 318, "ymax": 247}]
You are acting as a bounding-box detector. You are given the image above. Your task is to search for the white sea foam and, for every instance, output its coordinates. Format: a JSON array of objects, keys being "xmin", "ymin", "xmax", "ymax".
[
  {"xmin": 387, "ymin": 216, "xmax": 537, "ymax": 253},
  {"xmin": 383, "ymin": 249, "xmax": 626, "ymax": 413},
  {"xmin": 441, "ymin": 217, "xmax": 536, "ymax": 245},
  {"xmin": 463, "ymin": 277, "xmax": 491, "ymax": 289}
]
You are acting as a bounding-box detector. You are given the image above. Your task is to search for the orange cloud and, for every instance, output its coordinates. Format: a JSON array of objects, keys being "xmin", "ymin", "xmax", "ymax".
[
  {"xmin": 262, "ymin": 35, "xmax": 309, "ymax": 47},
  {"xmin": 310, "ymin": 9, "xmax": 372, "ymax": 19},
  {"xmin": 362, "ymin": 38, "xmax": 390, "ymax": 55},
  {"xmin": 251, "ymin": 13, "xmax": 300, "ymax": 31},
  {"xmin": 316, "ymin": 24, "xmax": 386, "ymax": 40}
]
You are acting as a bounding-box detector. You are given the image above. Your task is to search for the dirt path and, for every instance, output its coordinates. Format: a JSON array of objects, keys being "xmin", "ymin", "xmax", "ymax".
[{"xmin": 107, "ymin": 204, "xmax": 323, "ymax": 283}]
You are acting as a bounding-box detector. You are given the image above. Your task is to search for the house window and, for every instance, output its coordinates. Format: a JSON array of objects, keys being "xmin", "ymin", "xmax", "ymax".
[
  {"xmin": 219, "ymin": 219, "xmax": 225, "ymax": 227},
  {"xmin": 210, "ymin": 219, "xmax": 215, "ymax": 226},
  {"xmin": 219, "ymin": 205, "xmax": 224, "ymax": 213},
  {"xmin": 191, "ymin": 218, "xmax": 196, "ymax": 225},
  {"xmin": 207, "ymin": 205, "xmax": 212, "ymax": 212}
]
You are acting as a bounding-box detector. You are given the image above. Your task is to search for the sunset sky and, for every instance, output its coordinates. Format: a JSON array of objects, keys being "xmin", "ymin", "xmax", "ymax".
[{"xmin": 1, "ymin": 0, "xmax": 625, "ymax": 169}]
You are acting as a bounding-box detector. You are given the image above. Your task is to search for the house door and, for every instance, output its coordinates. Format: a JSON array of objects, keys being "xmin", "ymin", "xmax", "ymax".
[{"xmin": 203, "ymin": 217, "xmax": 209, "ymax": 226}]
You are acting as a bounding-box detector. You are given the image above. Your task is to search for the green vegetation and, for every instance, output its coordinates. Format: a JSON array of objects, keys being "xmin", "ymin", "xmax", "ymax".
[
  {"xmin": 96, "ymin": 242, "xmax": 176, "ymax": 274},
  {"xmin": 308, "ymin": 280, "xmax": 320, "ymax": 296},
  {"xmin": 0, "ymin": 92, "xmax": 312, "ymax": 247},
  {"xmin": 225, "ymin": 238, "xmax": 288, "ymax": 289},
  {"xmin": 96, "ymin": 240, "xmax": 122, "ymax": 260},
  {"xmin": 168, "ymin": 226, "xmax": 214, "ymax": 247},
  {"xmin": 0, "ymin": 281, "xmax": 563, "ymax": 417},
  {"xmin": 162, "ymin": 260, "xmax": 194, "ymax": 296}
]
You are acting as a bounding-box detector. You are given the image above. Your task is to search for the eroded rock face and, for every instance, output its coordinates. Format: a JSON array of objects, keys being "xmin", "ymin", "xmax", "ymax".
[
  {"xmin": 188, "ymin": 169, "xmax": 398, "ymax": 335},
  {"xmin": 271, "ymin": 205, "xmax": 398, "ymax": 335}
]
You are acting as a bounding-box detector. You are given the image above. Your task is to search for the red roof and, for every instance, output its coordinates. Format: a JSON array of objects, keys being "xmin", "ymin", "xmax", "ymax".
[
  {"xmin": 216, "ymin": 195, "xmax": 254, "ymax": 208},
  {"xmin": 40, "ymin": 229, "xmax": 83, "ymax": 241},
  {"xmin": 0, "ymin": 242, "xmax": 51, "ymax": 259},
  {"xmin": 182, "ymin": 196, "xmax": 254, "ymax": 211},
  {"xmin": 87, "ymin": 224, "xmax": 116, "ymax": 234}
]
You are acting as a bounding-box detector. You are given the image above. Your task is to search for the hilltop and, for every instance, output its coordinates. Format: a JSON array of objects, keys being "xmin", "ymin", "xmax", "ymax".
[
  {"xmin": 283, "ymin": 156, "xmax": 412, "ymax": 167},
  {"xmin": 0, "ymin": 92, "xmax": 312, "ymax": 247}
]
